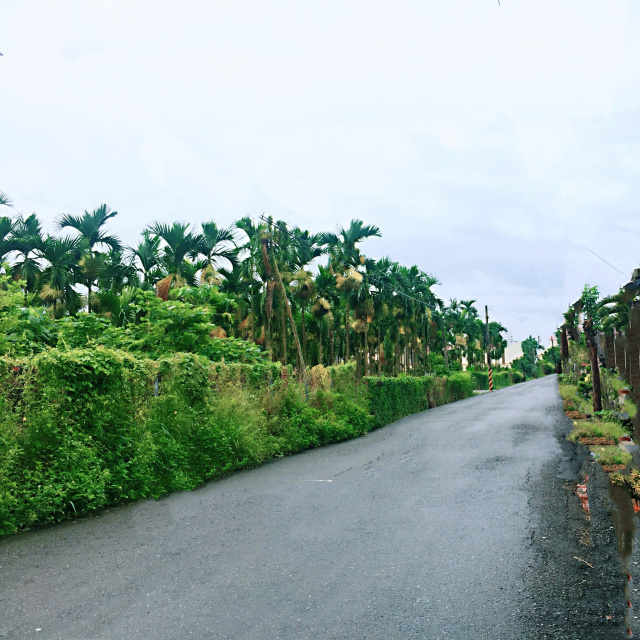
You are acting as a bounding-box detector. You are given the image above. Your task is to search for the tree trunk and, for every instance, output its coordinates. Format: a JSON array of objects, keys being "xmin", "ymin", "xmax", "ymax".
[
  {"xmin": 560, "ymin": 326, "xmax": 570, "ymax": 373},
  {"xmin": 301, "ymin": 302, "xmax": 307, "ymax": 362},
  {"xmin": 281, "ymin": 309, "xmax": 287, "ymax": 365},
  {"xmin": 345, "ymin": 300, "xmax": 350, "ymax": 361},
  {"xmin": 364, "ymin": 322, "xmax": 369, "ymax": 375},
  {"xmin": 584, "ymin": 319, "xmax": 602, "ymax": 412},
  {"xmin": 260, "ymin": 240, "xmax": 274, "ymax": 360},
  {"xmin": 250, "ymin": 264, "xmax": 255, "ymax": 343},
  {"xmin": 318, "ymin": 317, "xmax": 323, "ymax": 366},
  {"xmin": 272, "ymin": 256, "xmax": 307, "ymax": 385},
  {"xmin": 331, "ymin": 325, "xmax": 335, "ymax": 364},
  {"xmin": 377, "ymin": 324, "xmax": 382, "ymax": 376}
]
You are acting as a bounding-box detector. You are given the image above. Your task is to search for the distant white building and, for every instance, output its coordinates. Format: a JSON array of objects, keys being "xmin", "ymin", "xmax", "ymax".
[
  {"xmin": 502, "ymin": 341, "xmax": 524, "ymax": 366},
  {"xmin": 461, "ymin": 340, "xmax": 525, "ymax": 370}
]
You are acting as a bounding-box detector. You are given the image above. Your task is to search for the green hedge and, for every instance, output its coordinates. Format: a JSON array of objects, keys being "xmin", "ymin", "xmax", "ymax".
[
  {"xmin": 365, "ymin": 372, "xmax": 474, "ymax": 428},
  {"xmin": 469, "ymin": 369, "xmax": 524, "ymax": 390}
]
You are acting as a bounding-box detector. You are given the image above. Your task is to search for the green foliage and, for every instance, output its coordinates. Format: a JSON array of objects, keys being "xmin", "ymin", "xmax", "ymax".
[
  {"xmin": 581, "ymin": 284, "xmax": 600, "ymax": 327},
  {"xmin": 590, "ymin": 445, "xmax": 631, "ymax": 467},
  {"xmin": 444, "ymin": 373, "xmax": 474, "ymax": 403},
  {"xmin": 364, "ymin": 373, "xmax": 473, "ymax": 428},
  {"xmin": 467, "ymin": 369, "xmax": 522, "ymax": 390},
  {"xmin": 566, "ymin": 420, "xmax": 627, "ymax": 442},
  {"xmin": 612, "ymin": 469, "xmax": 640, "ymax": 499},
  {"xmin": 0, "ymin": 349, "xmax": 374, "ymax": 535},
  {"xmin": 1, "ymin": 286, "xmax": 266, "ymax": 364}
]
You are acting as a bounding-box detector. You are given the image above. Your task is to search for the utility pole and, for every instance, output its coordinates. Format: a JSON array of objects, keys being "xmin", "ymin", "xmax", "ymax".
[
  {"xmin": 485, "ymin": 305, "xmax": 493, "ymax": 391},
  {"xmin": 551, "ymin": 333, "xmax": 561, "ymax": 374}
]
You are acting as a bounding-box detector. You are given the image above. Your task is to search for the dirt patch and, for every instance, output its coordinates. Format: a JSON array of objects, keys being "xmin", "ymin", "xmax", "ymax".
[
  {"xmin": 523, "ymin": 415, "xmax": 627, "ymax": 638},
  {"xmin": 566, "ymin": 410, "xmax": 589, "ymax": 419},
  {"xmin": 579, "ymin": 437, "xmax": 616, "ymax": 446},
  {"xmin": 602, "ymin": 464, "xmax": 627, "ymax": 473}
]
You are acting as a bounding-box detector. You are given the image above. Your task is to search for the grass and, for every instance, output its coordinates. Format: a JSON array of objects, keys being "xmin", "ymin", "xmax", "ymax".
[
  {"xmin": 559, "ymin": 382, "xmax": 592, "ymax": 415},
  {"xmin": 625, "ymin": 398, "xmax": 638, "ymax": 418},
  {"xmin": 590, "ymin": 446, "xmax": 632, "ymax": 467},
  {"xmin": 567, "ymin": 420, "xmax": 627, "ymax": 442},
  {"xmin": 559, "ymin": 383, "xmax": 579, "ymax": 403}
]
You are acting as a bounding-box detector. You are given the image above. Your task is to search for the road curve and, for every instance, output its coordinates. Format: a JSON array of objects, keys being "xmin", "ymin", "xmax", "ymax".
[{"xmin": 0, "ymin": 376, "xmax": 626, "ymax": 639}]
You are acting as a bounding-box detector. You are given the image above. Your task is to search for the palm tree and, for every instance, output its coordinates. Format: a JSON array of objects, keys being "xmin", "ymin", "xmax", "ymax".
[
  {"xmin": 264, "ymin": 219, "xmax": 307, "ymax": 372},
  {"xmin": 0, "ymin": 192, "xmax": 16, "ymax": 260},
  {"xmin": 320, "ymin": 219, "xmax": 381, "ymax": 361},
  {"xmin": 129, "ymin": 231, "xmax": 164, "ymax": 289},
  {"xmin": 598, "ymin": 291, "xmax": 633, "ymax": 334},
  {"xmin": 288, "ymin": 230, "xmax": 322, "ymax": 361},
  {"xmin": 0, "ymin": 191, "xmax": 14, "ymax": 208},
  {"xmin": 313, "ymin": 265, "xmax": 339, "ymax": 365},
  {"xmin": 9, "ymin": 213, "xmax": 44, "ymax": 299},
  {"xmin": 98, "ymin": 250, "xmax": 140, "ymax": 293},
  {"xmin": 196, "ymin": 222, "xmax": 237, "ymax": 283},
  {"xmin": 56, "ymin": 204, "xmax": 121, "ymax": 253},
  {"xmin": 37, "ymin": 236, "xmax": 84, "ymax": 315},
  {"xmin": 0, "ymin": 216, "xmax": 16, "ymax": 262},
  {"xmin": 234, "ymin": 216, "xmax": 265, "ymax": 346},
  {"xmin": 56, "ymin": 204, "xmax": 122, "ymax": 311},
  {"xmin": 364, "ymin": 257, "xmax": 393, "ymax": 375},
  {"xmin": 147, "ymin": 221, "xmax": 201, "ymax": 298},
  {"xmin": 291, "ymin": 269, "xmax": 315, "ymax": 361},
  {"xmin": 488, "ymin": 321, "xmax": 508, "ymax": 364}
]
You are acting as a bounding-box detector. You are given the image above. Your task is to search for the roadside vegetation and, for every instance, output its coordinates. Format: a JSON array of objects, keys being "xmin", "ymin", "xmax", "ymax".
[
  {"xmin": 559, "ymin": 283, "xmax": 640, "ymax": 483},
  {"xmin": 0, "ymin": 191, "xmax": 554, "ymax": 535}
]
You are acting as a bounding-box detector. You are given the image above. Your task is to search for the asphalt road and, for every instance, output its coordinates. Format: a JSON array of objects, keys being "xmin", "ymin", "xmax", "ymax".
[{"xmin": 0, "ymin": 376, "xmax": 628, "ymax": 639}]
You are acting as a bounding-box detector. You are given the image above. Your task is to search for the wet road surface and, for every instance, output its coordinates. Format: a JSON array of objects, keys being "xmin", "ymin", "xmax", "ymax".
[{"xmin": 0, "ymin": 375, "xmax": 627, "ymax": 638}]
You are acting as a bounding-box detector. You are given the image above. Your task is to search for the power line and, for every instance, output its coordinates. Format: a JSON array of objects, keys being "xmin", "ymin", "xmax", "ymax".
[
  {"xmin": 587, "ymin": 248, "xmax": 624, "ymax": 275},
  {"xmin": 258, "ymin": 214, "xmax": 439, "ymax": 315}
]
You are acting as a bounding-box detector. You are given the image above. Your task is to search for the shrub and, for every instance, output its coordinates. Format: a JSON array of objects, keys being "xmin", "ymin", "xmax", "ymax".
[
  {"xmin": 443, "ymin": 373, "xmax": 474, "ymax": 403},
  {"xmin": 590, "ymin": 446, "xmax": 631, "ymax": 467}
]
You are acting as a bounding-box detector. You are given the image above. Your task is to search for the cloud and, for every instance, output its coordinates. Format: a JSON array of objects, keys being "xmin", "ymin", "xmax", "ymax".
[{"xmin": 0, "ymin": 0, "xmax": 638, "ymax": 342}]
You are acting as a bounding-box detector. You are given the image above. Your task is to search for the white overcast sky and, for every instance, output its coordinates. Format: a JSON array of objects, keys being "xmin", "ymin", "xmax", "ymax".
[{"xmin": 1, "ymin": 1, "xmax": 639, "ymax": 343}]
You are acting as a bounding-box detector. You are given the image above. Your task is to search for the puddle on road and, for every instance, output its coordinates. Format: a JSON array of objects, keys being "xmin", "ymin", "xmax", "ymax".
[{"xmin": 608, "ymin": 479, "xmax": 637, "ymax": 634}]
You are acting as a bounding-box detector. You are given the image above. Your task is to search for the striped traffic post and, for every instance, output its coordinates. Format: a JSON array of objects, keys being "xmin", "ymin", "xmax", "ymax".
[{"xmin": 485, "ymin": 305, "xmax": 494, "ymax": 391}]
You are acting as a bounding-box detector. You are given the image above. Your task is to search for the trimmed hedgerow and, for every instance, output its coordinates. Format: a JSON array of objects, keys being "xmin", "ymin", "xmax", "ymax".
[{"xmin": 364, "ymin": 373, "xmax": 474, "ymax": 428}]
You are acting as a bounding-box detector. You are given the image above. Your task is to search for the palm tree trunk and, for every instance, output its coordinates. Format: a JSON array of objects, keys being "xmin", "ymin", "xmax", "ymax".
[
  {"xmin": 301, "ymin": 302, "xmax": 307, "ymax": 362},
  {"xmin": 318, "ymin": 317, "xmax": 323, "ymax": 366},
  {"xmin": 250, "ymin": 265, "xmax": 255, "ymax": 343},
  {"xmin": 281, "ymin": 309, "xmax": 287, "ymax": 365},
  {"xmin": 272, "ymin": 256, "xmax": 307, "ymax": 385},
  {"xmin": 345, "ymin": 300, "xmax": 350, "ymax": 361},
  {"xmin": 560, "ymin": 326, "xmax": 569, "ymax": 373},
  {"xmin": 378, "ymin": 324, "xmax": 382, "ymax": 376},
  {"xmin": 364, "ymin": 322, "xmax": 369, "ymax": 375},
  {"xmin": 584, "ymin": 320, "xmax": 602, "ymax": 412},
  {"xmin": 331, "ymin": 325, "xmax": 335, "ymax": 364},
  {"xmin": 87, "ymin": 283, "xmax": 92, "ymax": 313}
]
